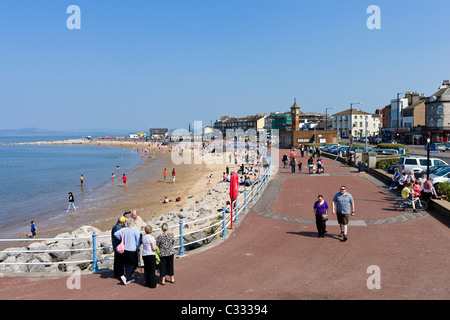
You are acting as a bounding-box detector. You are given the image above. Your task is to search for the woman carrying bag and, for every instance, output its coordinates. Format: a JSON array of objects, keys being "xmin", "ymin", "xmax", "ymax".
[{"xmin": 313, "ymin": 195, "xmax": 328, "ymax": 238}]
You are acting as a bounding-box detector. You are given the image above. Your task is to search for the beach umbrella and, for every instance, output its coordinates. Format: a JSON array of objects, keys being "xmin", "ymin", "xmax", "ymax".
[{"xmin": 229, "ymin": 173, "xmax": 239, "ymax": 229}]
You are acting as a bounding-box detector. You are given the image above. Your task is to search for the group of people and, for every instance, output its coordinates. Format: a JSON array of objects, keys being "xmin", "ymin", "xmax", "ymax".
[
  {"xmin": 389, "ymin": 168, "xmax": 446, "ymax": 208},
  {"xmin": 163, "ymin": 168, "xmax": 176, "ymax": 183},
  {"xmin": 313, "ymin": 186, "xmax": 355, "ymax": 241},
  {"xmin": 111, "ymin": 210, "xmax": 176, "ymax": 288},
  {"xmin": 282, "ymin": 150, "xmax": 325, "ymax": 174}
]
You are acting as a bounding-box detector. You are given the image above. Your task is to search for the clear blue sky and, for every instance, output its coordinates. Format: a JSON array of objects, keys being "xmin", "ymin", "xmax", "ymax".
[{"xmin": 0, "ymin": 0, "xmax": 449, "ymax": 132}]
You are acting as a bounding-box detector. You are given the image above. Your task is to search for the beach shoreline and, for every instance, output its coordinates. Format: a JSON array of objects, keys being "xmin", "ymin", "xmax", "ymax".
[{"xmin": 1, "ymin": 138, "xmax": 244, "ymax": 244}]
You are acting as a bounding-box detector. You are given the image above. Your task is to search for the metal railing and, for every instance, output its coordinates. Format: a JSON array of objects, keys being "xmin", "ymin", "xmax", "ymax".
[{"xmin": 0, "ymin": 159, "xmax": 273, "ymax": 273}]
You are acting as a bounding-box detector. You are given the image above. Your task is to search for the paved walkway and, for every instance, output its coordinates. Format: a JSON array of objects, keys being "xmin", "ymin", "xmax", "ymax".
[{"xmin": 1, "ymin": 155, "xmax": 450, "ymax": 301}]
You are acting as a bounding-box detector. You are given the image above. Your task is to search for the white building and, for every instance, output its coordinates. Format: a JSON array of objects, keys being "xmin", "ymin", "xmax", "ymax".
[{"xmin": 332, "ymin": 109, "xmax": 381, "ymax": 139}]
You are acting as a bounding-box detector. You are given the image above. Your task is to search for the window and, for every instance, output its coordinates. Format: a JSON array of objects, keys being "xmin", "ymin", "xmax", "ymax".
[
  {"xmin": 437, "ymin": 118, "xmax": 444, "ymax": 127},
  {"xmin": 430, "ymin": 118, "xmax": 434, "ymax": 127},
  {"xmin": 405, "ymin": 159, "xmax": 417, "ymax": 165},
  {"xmin": 430, "ymin": 106, "xmax": 434, "ymax": 114},
  {"xmin": 437, "ymin": 105, "xmax": 444, "ymax": 115},
  {"xmin": 434, "ymin": 160, "xmax": 446, "ymax": 166}
]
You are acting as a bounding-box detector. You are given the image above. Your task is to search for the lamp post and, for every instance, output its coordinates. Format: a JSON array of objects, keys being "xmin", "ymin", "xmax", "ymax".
[
  {"xmin": 396, "ymin": 92, "xmax": 403, "ymax": 143},
  {"xmin": 350, "ymin": 102, "xmax": 362, "ymax": 143}
]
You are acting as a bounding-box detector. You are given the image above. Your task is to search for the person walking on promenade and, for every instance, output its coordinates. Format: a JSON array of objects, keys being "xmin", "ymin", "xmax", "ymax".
[
  {"xmin": 114, "ymin": 226, "xmax": 142, "ymax": 285},
  {"xmin": 142, "ymin": 226, "xmax": 158, "ymax": 288},
  {"xmin": 282, "ymin": 154, "xmax": 288, "ymax": 168},
  {"xmin": 111, "ymin": 216, "xmax": 127, "ymax": 279},
  {"xmin": 332, "ymin": 186, "xmax": 355, "ymax": 242},
  {"xmin": 66, "ymin": 192, "xmax": 77, "ymax": 212},
  {"xmin": 313, "ymin": 195, "xmax": 328, "ymax": 238},
  {"xmin": 156, "ymin": 223, "xmax": 175, "ymax": 285}
]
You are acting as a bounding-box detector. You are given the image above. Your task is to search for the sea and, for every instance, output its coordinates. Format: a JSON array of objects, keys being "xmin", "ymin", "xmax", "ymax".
[{"xmin": 0, "ymin": 134, "xmax": 144, "ymax": 240}]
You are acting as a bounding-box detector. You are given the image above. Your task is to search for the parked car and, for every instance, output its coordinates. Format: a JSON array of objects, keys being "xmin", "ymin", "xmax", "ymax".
[
  {"xmin": 376, "ymin": 149, "xmax": 399, "ymax": 155},
  {"xmin": 397, "ymin": 156, "xmax": 448, "ymax": 174},
  {"xmin": 431, "ymin": 143, "xmax": 446, "ymax": 151},
  {"xmin": 413, "ymin": 165, "xmax": 450, "ymax": 179},
  {"xmin": 430, "ymin": 167, "xmax": 450, "ymax": 189},
  {"xmin": 373, "ymin": 138, "xmax": 382, "ymax": 144}
]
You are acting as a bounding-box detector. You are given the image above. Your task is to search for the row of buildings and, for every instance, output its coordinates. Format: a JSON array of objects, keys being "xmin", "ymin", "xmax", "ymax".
[{"xmin": 210, "ymin": 79, "xmax": 450, "ymax": 146}]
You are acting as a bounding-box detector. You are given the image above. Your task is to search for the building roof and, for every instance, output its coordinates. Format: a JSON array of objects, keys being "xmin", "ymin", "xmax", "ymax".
[
  {"xmin": 149, "ymin": 128, "xmax": 168, "ymax": 134},
  {"xmin": 403, "ymin": 98, "xmax": 426, "ymax": 111},
  {"xmin": 428, "ymin": 84, "xmax": 450, "ymax": 103},
  {"xmin": 217, "ymin": 114, "xmax": 267, "ymax": 123},
  {"xmin": 290, "ymin": 98, "xmax": 300, "ymax": 110},
  {"xmin": 332, "ymin": 109, "xmax": 372, "ymax": 116}
]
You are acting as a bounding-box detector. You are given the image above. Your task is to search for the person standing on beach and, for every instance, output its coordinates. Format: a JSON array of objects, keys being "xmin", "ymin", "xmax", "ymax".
[
  {"xmin": 332, "ymin": 186, "xmax": 355, "ymax": 242},
  {"xmin": 122, "ymin": 174, "xmax": 127, "ymax": 187},
  {"xmin": 163, "ymin": 168, "xmax": 167, "ymax": 183},
  {"xmin": 111, "ymin": 216, "xmax": 127, "ymax": 279},
  {"xmin": 66, "ymin": 192, "xmax": 77, "ymax": 212},
  {"xmin": 172, "ymin": 168, "xmax": 176, "ymax": 183},
  {"xmin": 27, "ymin": 221, "xmax": 37, "ymax": 238},
  {"xmin": 80, "ymin": 174, "xmax": 84, "ymax": 187}
]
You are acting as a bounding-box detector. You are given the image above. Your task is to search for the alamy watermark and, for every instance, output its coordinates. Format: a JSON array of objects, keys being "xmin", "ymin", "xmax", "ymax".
[
  {"xmin": 366, "ymin": 5, "xmax": 381, "ymax": 30},
  {"xmin": 169, "ymin": 121, "xmax": 279, "ymax": 174},
  {"xmin": 366, "ymin": 265, "xmax": 381, "ymax": 289}
]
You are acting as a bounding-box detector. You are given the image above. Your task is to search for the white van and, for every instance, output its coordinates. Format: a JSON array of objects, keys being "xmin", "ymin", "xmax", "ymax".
[{"xmin": 397, "ymin": 156, "xmax": 448, "ymax": 173}]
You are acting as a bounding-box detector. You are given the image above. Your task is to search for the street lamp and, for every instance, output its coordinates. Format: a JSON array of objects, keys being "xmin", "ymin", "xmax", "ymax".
[
  {"xmin": 350, "ymin": 102, "xmax": 362, "ymax": 142},
  {"xmin": 396, "ymin": 93, "xmax": 403, "ymax": 143}
]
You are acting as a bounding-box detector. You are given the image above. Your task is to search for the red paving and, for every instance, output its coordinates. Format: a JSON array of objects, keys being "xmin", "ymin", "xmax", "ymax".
[{"xmin": 1, "ymin": 155, "xmax": 450, "ymax": 301}]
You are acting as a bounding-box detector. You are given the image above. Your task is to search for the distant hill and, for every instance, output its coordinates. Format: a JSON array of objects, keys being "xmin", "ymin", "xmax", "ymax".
[{"xmin": 0, "ymin": 128, "xmax": 57, "ymax": 136}]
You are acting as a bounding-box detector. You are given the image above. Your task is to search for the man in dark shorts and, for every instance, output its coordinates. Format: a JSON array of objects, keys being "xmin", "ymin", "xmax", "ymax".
[{"xmin": 332, "ymin": 185, "xmax": 355, "ymax": 242}]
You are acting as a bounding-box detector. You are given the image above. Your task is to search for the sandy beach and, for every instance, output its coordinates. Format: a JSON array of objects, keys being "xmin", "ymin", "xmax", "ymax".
[{"xmin": 32, "ymin": 139, "xmax": 244, "ymax": 238}]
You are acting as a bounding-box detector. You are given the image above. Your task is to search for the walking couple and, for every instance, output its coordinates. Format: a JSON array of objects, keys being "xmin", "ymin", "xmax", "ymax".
[{"xmin": 313, "ymin": 186, "xmax": 355, "ymax": 241}]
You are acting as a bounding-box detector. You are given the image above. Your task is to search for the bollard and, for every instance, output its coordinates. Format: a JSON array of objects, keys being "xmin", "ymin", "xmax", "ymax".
[
  {"xmin": 221, "ymin": 207, "xmax": 227, "ymax": 237},
  {"xmin": 92, "ymin": 232, "xmax": 98, "ymax": 273},
  {"xmin": 178, "ymin": 220, "xmax": 185, "ymax": 256}
]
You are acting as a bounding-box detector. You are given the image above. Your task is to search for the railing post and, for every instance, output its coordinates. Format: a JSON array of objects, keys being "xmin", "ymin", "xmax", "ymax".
[
  {"xmin": 92, "ymin": 232, "xmax": 98, "ymax": 273},
  {"xmin": 257, "ymin": 177, "xmax": 260, "ymax": 195},
  {"xmin": 251, "ymin": 183, "xmax": 255, "ymax": 203},
  {"xmin": 178, "ymin": 220, "xmax": 185, "ymax": 256},
  {"xmin": 234, "ymin": 198, "xmax": 239, "ymax": 223},
  {"xmin": 221, "ymin": 207, "xmax": 227, "ymax": 237},
  {"xmin": 244, "ymin": 188, "xmax": 248, "ymax": 212}
]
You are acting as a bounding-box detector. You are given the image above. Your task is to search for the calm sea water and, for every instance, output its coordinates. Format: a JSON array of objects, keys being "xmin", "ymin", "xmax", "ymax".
[{"xmin": 0, "ymin": 135, "xmax": 143, "ymax": 238}]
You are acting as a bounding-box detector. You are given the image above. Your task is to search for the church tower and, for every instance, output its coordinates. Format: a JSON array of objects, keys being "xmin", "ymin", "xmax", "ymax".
[{"xmin": 290, "ymin": 98, "xmax": 300, "ymax": 131}]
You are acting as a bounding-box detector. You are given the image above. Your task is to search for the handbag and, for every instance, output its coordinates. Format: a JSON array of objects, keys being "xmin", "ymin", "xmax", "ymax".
[
  {"xmin": 321, "ymin": 214, "xmax": 328, "ymax": 222},
  {"xmin": 116, "ymin": 228, "xmax": 125, "ymax": 254}
]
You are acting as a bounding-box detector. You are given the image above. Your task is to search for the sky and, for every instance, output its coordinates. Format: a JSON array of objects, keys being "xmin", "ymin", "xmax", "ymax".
[{"xmin": 0, "ymin": 0, "xmax": 449, "ymax": 133}]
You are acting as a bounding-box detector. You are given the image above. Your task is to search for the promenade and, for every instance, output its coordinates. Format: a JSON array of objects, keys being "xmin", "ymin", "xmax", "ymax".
[{"xmin": 1, "ymin": 154, "xmax": 449, "ymax": 301}]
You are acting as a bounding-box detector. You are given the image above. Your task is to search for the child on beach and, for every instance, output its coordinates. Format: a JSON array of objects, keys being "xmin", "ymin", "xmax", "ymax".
[
  {"xmin": 122, "ymin": 174, "xmax": 127, "ymax": 186},
  {"xmin": 163, "ymin": 169, "xmax": 167, "ymax": 183},
  {"xmin": 27, "ymin": 221, "xmax": 37, "ymax": 238}
]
